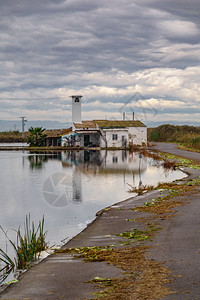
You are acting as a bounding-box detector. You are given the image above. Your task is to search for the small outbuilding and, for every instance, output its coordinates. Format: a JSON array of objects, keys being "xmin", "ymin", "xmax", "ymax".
[
  {"xmin": 45, "ymin": 128, "xmax": 72, "ymax": 147},
  {"xmin": 45, "ymin": 136, "xmax": 61, "ymax": 147}
]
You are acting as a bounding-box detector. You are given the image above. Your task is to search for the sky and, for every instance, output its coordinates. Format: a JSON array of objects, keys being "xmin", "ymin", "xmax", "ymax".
[{"xmin": 0, "ymin": 0, "xmax": 200, "ymax": 129}]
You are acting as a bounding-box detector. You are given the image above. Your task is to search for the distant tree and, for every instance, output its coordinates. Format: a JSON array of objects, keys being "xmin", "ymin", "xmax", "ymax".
[
  {"xmin": 150, "ymin": 130, "xmax": 159, "ymax": 141},
  {"xmin": 27, "ymin": 127, "xmax": 47, "ymax": 147}
]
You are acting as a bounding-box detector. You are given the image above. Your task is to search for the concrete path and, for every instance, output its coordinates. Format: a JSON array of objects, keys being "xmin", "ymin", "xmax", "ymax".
[
  {"xmin": 148, "ymin": 143, "xmax": 200, "ymax": 299},
  {"xmin": 1, "ymin": 143, "xmax": 200, "ymax": 300},
  {"xmin": 148, "ymin": 186, "xmax": 200, "ymax": 300},
  {"xmin": 151, "ymin": 142, "xmax": 200, "ymax": 161}
]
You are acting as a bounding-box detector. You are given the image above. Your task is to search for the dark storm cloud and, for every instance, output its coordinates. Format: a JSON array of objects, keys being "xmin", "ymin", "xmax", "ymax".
[
  {"xmin": 1, "ymin": 0, "xmax": 199, "ymax": 73},
  {"xmin": 0, "ymin": 0, "xmax": 199, "ymax": 124}
]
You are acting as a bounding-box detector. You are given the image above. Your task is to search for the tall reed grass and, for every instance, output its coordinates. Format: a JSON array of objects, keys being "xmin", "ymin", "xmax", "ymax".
[
  {"xmin": 0, "ymin": 215, "xmax": 47, "ymax": 284},
  {"xmin": 175, "ymin": 133, "xmax": 200, "ymax": 150}
]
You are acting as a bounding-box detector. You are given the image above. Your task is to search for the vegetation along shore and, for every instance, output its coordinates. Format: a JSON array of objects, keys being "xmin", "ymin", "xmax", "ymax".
[{"xmin": 148, "ymin": 124, "xmax": 200, "ymax": 151}]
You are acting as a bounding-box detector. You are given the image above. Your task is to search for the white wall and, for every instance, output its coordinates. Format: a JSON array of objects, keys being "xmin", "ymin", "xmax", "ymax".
[
  {"xmin": 100, "ymin": 129, "xmax": 128, "ymax": 148},
  {"xmin": 100, "ymin": 127, "xmax": 147, "ymax": 147},
  {"xmin": 128, "ymin": 127, "xmax": 147, "ymax": 145},
  {"xmin": 72, "ymin": 96, "xmax": 82, "ymax": 130}
]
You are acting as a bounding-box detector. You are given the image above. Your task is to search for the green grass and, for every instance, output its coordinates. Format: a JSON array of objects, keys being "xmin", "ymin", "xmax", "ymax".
[
  {"xmin": 158, "ymin": 152, "xmax": 200, "ymax": 169},
  {"xmin": 118, "ymin": 228, "xmax": 149, "ymax": 241}
]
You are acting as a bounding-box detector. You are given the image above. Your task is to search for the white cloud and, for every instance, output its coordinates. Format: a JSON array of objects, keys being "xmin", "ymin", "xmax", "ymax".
[
  {"xmin": 55, "ymin": 66, "xmax": 200, "ymax": 102},
  {"xmin": 159, "ymin": 20, "xmax": 198, "ymax": 37}
]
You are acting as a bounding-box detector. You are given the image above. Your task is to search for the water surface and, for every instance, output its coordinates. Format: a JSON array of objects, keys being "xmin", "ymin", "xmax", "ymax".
[{"xmin": 0, "ymin": 142, "xmax": 28, "ymax": 147}]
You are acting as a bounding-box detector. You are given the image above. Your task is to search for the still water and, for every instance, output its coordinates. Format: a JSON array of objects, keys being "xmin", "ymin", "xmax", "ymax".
[
  {"xmin": 0, "ymin": 142, "xmax": 28, "ymax": 147},
  {"xmin": 0, "ymin": 149, "xmax": 186, "ymax": 253}
]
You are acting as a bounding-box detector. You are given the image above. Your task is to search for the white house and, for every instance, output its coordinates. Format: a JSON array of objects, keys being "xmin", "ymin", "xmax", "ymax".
[
  {"xmin": 61, "ymin": 95, "xmax": 147, "ymax": 148},
  {"xmin": 62, "ymin": 119, "xmax": 147, "ymax": 148},
  {"xmin": 94, "ymin": 120, "xmax": 147, "ymax": 147}
]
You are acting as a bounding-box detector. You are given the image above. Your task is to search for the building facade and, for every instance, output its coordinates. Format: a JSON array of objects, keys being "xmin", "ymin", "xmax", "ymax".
[{"xmin": 62, "ymin": 120, "xmax": 147, "ymax": 148}]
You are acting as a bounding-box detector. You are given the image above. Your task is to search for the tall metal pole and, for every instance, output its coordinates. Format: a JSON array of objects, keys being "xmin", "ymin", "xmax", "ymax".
[{"xmin": 20, "ymin": 116, "xmax": 27, "ymax": 138}]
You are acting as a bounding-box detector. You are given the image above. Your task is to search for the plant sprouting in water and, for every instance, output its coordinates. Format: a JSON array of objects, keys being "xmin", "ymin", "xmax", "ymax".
[
  {"xmin": 0, "ymin": 247, "xmax": 15, "ymax": 284},
  {"xmin": 0, "ymin": 215, "xmax": 47, "ymax": 284}
]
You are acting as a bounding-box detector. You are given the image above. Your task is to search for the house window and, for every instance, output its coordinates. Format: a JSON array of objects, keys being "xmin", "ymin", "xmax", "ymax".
[
  {"xmin": 112, "ymin": 134, "xmax": 118, "ymax": 140},
  {"xmin": 113, "ymin": 156, "xmax": 118, "ymax": 163}
]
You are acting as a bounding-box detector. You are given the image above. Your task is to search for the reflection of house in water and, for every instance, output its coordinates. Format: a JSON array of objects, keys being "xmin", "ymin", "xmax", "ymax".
[
  {"xmin": 27, "ymin": 152, "xmax": 62, "ymax": 169},
  {"xmin": 61, "ymin": 150, "xmax": 147, "ymax": 192},
  {"xmin": 26, "ymin": 151, "xmax": 147, "ymax": 206},
  {"xmin": 61, "ymin": 151, "xmax": 101, "ymax": 170},
  {"xmin": 72, "ymin": 167, "xmax": 82, "ymax": 204},
  {"xmin": 101, "ymin": 151, "xmax": 147, "ymax": 173},
  {"xmin": 26, "ymin": 152, "xmax": 83, "ymax": 206},
  {"xmin": 61, "ymin": 150, "xmax": 147, "ymax": 173}
]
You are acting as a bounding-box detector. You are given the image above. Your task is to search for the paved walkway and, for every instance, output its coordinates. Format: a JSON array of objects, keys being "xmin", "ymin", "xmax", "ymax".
[
  {"xmin": 151, "ymin": 142, "xmax": 200, "ymax": 161},
  {"xmin": 150, "ymin": 188, "xmax": 200, "ymax": 300},
  {"xmin": 0, "ymin": 143, "xmax": 200, "ymax": 300}
]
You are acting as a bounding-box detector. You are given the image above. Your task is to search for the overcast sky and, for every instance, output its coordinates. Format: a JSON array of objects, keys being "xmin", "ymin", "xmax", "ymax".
[{"xmin": 0, "ymin": 0, "xmax": 200, "ymax": 127}]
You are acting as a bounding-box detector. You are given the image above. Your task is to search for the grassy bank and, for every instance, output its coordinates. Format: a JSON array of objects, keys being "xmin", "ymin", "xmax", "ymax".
[
  {"xmin": 0, "ymin": 129, "xmax": 70, "ymax": 143},
  {"xmin": 148, "ymin": 124, "xmax": 200, "ymax": 151},
  {"xmin": 0, "ymin": 131, "xmax": 26, "ymax": 143}
]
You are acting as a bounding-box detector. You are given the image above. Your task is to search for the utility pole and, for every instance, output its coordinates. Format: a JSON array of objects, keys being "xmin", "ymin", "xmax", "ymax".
[{"xmin": 20, "ymin": 116, "xmax": 27, "ymax": 138}]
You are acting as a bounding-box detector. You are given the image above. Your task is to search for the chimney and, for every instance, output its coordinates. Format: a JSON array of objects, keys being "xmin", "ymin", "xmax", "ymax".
[
  {"xmin": 71, "ymin": 95, "xmax": 82, "ymax": 131},
  {"xmin": 123, "ymin": 112, "xmax": 125, "ymax": 121},
  {"xmin": 132, "ymin": 112, "xmax": 134, "ymax": 121}
]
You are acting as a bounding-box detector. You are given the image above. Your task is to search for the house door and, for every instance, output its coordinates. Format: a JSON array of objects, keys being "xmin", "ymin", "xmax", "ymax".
[
  {"xmin": 84, "ymin": 135, "xmax": 90, "ymax": 147},
  {"xmin": 122, "ymin": 135, "xmax": 127, "ymax": 148}
]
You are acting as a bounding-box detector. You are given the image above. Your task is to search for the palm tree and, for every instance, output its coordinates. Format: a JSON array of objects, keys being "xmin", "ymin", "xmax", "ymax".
[{"xmin": 27, "ymin": 127, "xmax": 47, "ymax": 147}]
